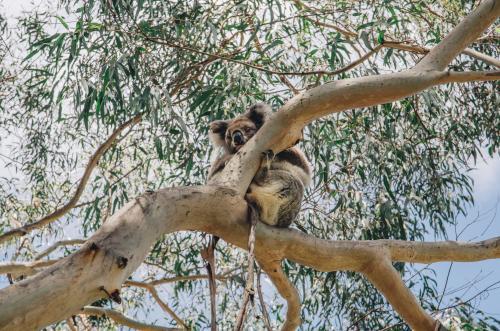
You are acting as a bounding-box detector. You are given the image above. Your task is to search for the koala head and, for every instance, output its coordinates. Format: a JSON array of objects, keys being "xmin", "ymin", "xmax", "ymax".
[{"xmin": 209, "ymin": 103, "xmax": 272, "ymax": 153}]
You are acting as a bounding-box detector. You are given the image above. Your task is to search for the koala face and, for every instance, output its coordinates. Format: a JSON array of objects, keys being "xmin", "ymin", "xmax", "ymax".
[
  {"xmin": 225, "ymin": 118, "xmax": 258, "ymax": 153},
  {"xmin": 209, "ymin": 103, "xmax": 272, "ymax": 153}
]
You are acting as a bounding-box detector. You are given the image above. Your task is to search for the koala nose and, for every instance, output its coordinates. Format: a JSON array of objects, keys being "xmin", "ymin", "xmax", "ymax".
[{"xmin": 233, "ymin": 131, "xmax": 244, "ymax": 145}]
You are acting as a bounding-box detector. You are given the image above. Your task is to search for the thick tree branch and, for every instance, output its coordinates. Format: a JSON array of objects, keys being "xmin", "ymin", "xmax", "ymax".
[
  {"xmin": 81, "ymin": 306, "xmax": 180, "ymax": 331},
  {"xmin": 1, "ymin": 2, "xmax": 499, "ymax": 331},
  {"xmin": 0, "ymin": 115, "xmax": 141, "ymax": 245},
  {"xmin": 259, "ymin": 260, "xmax": 301, "ymax": 331},
  {"xmin": 416, "ymin": 0, "xmax": 500, "ymax": 70},
  {"xmin": 361, "ymin": 257, "xmax": 436, "ymax": 331},
  {"xmin": 1, "ymin": 187, "xmax": 500, "ymax": 330}
]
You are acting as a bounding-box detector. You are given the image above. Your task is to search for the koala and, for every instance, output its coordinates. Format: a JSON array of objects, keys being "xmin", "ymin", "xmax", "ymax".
[{"xmin": 208, "ymin": 103, "xmax": 311, "ymax": 228}]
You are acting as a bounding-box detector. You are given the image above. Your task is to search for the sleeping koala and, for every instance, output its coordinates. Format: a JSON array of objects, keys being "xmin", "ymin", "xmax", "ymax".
[{"xmin": 208, "ymin": 103, "xmax": 311, "ymax": 228}]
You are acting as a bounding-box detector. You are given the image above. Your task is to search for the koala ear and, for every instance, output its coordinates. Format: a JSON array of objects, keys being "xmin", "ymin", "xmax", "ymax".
[
  {"xmin": 247, "ymin": 103, "xmax": 271, "ymax": 129},
  {"xmin": 209, "ymin": 120, "xmax": 230, "ymax": 147}
]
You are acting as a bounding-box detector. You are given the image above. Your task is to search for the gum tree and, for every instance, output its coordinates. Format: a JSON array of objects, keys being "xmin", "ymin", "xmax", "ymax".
[{"xmin": 0, "ymin": 0, "xmax": 499, "ymax": 330}]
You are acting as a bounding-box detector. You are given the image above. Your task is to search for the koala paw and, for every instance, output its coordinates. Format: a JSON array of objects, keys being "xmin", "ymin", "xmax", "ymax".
[
  {"xmin": 262, "ymin": 149, "xmax": 275, "ymax": 161},
  {"xmin": 261, "ymin": 149, "xmax": 275, "ymax": 171}
]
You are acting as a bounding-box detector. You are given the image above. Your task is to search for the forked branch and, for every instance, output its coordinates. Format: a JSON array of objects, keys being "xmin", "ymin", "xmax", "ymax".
[{"xmin": 0, "ymin": 115, "xmax": 141, "ymax": 245}]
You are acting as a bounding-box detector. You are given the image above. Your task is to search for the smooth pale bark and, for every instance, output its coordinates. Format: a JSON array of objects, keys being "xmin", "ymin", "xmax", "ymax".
[
  {"xmin": 1, "ymin": 1, "xmax": 499, "ymax": 330},
  {"xmin": 0, "ymin": 259, "xmax": 58, "ymax": 276},
  {"xmin": 2, "ymin": 187, "xmax": 500, "ymax": 330},
  {"xmin": 211, "ymin": 0, "xmax": 500, "ymax": 193}
]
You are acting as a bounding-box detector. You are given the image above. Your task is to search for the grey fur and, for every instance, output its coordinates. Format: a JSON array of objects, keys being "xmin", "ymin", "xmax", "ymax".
[{"xmin": 208, "ymin": 104, "xmax": 311, "ymax": 227}]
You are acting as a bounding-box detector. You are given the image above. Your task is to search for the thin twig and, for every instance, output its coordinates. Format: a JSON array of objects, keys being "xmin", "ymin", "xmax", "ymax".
[
  {"xmin": 201, "ymin": 236, "xmax": 219, "ymax": 331},
  {"xmin": 235, "ymin": 206, "xmax": 258, "ymax": 331},
  {"xmin": 34, "ymin": 239, "xmax": 86, "ymax": 260},
  {"xmin": 123, "ymin": 281, "xmax": 189, "ymax": 329},
  {"xmin": 145, "ymin": 35, "xmax": 381, "ymax": 77},
  {"xmin": 81, "ymin": 306, "xmax": 180, "ymax": 331},
  {"xmin": 0, "ymin": 115, "xmax": 141, "ymax": 244},
  {"xmin": 256, "ymin": 269, "xmax": 272, "ymax": 331},
  {"xmin": 148, "ymin": 287, "xmax": 190, "ymax": 330}
]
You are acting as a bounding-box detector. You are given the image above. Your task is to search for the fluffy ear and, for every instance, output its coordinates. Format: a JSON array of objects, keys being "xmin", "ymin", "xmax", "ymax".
[
  {"xmin": 247, "ymin": 103, "xmax": 271, "ymax": 129},
  {"xmin": 209, "ymin": 119, "xmax": 230, "ymax": 147}
]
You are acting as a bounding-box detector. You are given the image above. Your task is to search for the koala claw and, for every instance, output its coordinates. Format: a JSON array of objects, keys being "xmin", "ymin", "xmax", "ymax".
[{"xmin": 262, "ymin": 149, "xmax": 275, "ymax": 161}]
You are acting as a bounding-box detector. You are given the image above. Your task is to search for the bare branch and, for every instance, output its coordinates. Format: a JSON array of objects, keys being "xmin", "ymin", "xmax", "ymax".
[
  {"xmin": 35, "ymin": 239, "xmax": 86, "ymax": 260},
  {"xmin": 383, "ymin": 41, "xmax": 500, "ymax": 68},
  {"xmin": 235, "ymin": 207, "xmax": 258, "ymax": 330},
  {"xmin": 124, "ymin": 281, "xmax": 189, "ymax": 329},
  {"xmin": 256, "ymin": 269, "xmax": 273, "ymax": 331},
  {"xmin": 437, "ymin": 70, "xmax": 500, "ymax": 83},
  {"xmin": 148, "ymin": 287, "xmax": 190, "ymax": 330},
  {"xmin": 81, "ymin": 306, "xmax": 180, "ymax": 331},
  {"xmin": 259, "ymin": 260, "xmax": 301, "ymax": 330},
  {"xmin": 460, "ymin": 48, "xmax": 500, "ymax": 68},
  {"xmin": 416, "ymin": 0, "xmax": 500, "ymax": 70},
  {"xmin": 2, "ymin": 187, "xmax": 500, "ymax": 330},
  {"xmin": 0, "ymin": 115, "xmax": 141, "ymax": 245},
  {"xmin": 146, "ymin": 271, "xmax": 236, "ymax": 286},
  {"xmin": 201, "ymin": 236, "xmax": 219, "ymax": 331},
  {"xmin": 291, "ymin": 0, "xmax": 357, "ymax": 38},
  {"xmin": 145, "ymin": 35, "xmax": 382, "ymax": 77},
  {"xmin": 0, "ymin": 259, "xmax": 58, "ymax": 276}
]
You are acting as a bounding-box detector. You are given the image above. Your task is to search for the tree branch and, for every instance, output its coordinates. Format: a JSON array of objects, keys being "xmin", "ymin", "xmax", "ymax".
[
  {"xmin": 137, "ymin": 270, "xmax": 237, "ymax": 286},
  {"xmin": 259, "ymin": 260, "xmax": 301, "ymax": 331},
  {"xmin": 361, "ymin": 257, "xmax": 437, "ymax": 331},
  {"xmin": 34, "ymin": 239, "xmax": 86, "ymax": 260},
  {"xmin": 235, "ymin": 206, "xmax": 258, "ymax": 331},
  {"xmin": 1, "ymin": 187, "xmax": 500, "ymax": 330},
  {"xmin": 256, "ymin": 269, "xmax": 272, "ymax": 331},
  {"xmin": 383, "ymin": 41, "xmax": 500, "ymax": 68},
  {"xmin": 201, "ymin": 236, "xmax": 219, "ymax": 331},
  {"xmin": 437, "ymin": 70, "xmax": 500, "ymax": 83},
  {"xmin": 80, "ymin": 306, "xmax": 180, "ymax": 331},
  {"xmin": 0, "ymin": 115, "xmax": 141, "ymax": 245},
  {"xmin": 416, "ymin": 0, "xmax": 500, "ymax": 70},
  {"xmin": 145, "ymin": 35, "xmax": 381, "ymax": 77},
  {"xmin": 0, "ymin": 2, "xmax": 499, "ymax": 330},
  {"xmin": 148, "ymin": 287, "xmax": 189, "ymax": 330},
  {"xmin": 123, "ymin": 281, "xmax": 189, "ymax": 329},
  {"xmin": 0, "ymin": 259, "xmax": 59, "ymax": 276}
]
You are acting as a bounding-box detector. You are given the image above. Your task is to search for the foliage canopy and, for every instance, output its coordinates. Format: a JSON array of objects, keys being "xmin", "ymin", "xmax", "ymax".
[{"xmin": 0, "ymin": 0, "xmax": 498, "ymax": 329}]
